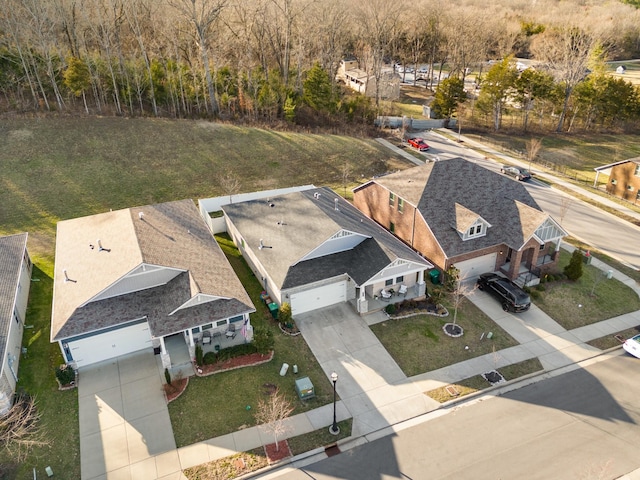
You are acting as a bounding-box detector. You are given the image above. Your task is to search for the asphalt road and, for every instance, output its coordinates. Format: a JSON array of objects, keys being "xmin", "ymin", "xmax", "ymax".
[
  {"xmin": 420, "ymin": 132, "xmax": 640, "ymax": 270},
  {"xmin": 261, "ymin": 352, "xmax": 640, "ymax": 480}
]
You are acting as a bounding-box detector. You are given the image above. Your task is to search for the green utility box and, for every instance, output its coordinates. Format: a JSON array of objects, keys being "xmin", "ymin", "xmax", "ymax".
[
  {"xmin": 430, "ymin": 269, "xmax": 441, "ymax": 285},
  {"xmin": 295, "ymin": 376, "xmax": 315, "ymax": 400},
  {"xmin": 268, "ymin": 302, "xmax": 279, "ymax": 319}
]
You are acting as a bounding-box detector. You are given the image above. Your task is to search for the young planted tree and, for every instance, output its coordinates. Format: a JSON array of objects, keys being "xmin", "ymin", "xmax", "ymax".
[
  {"xmin": 254, "ymin": 387, "xmax": 295, "ymax": 452},
  {"xmin": 64, "ymin": 56, "xmax": 92, "ymax": 113},
  {"xmin": 526, "ymin": 137, "xmax": 543, "ymax": 170}
]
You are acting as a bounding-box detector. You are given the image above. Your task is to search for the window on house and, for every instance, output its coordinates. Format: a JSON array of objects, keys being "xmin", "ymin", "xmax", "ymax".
[
  {"xmin": 637, "ymin": 191, "xmax": 640, "ymax": 201},
  {"xmin": 396, "ymin": 276, "xmax": 404, "ymax": 283},
  {"xmin": 398, "ymin": 198, "xmax": 404, "ymax": 213},
  {"xmin": 191, "ymin": 327, "xmax": 201, "ymax": 335},
  {"xmin": 385, "ymin": 279, "xmax": 393, "ymax": 286},
  {"xmin": 475, "ymin": 225, "xmax": 482, "ymax": 234},
  {"xmin": 635, "ymin": 164, "xmax": 640, "ymax": 176},
  {"xmin": 389, "ymin": 192, "xmax": 396, "ymax": 207},
  {"xmin": 467, "ymin": 223, "xmax": 483, "ymax": 238},
  {"xmin": 539, "ymin": 243, "xmax": 545, "ymax": 251},
  {"xmin": 390, "ymin": 222, "xmax": 395, "ymax": 232},
  {"xmin": 201, "ymin": 323, "xmax": 213, "ymax": 330},
  {"xmin": 216, "ymin": 319, "xmax": 228, "ymax": 327}
]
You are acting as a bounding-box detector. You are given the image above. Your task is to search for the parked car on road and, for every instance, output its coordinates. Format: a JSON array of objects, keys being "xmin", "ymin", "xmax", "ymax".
[
  {"xmin": 476, "ymin": 272, "xmax": 531, "ymax": 312},
  {"xmin": 500, "ymin": 166, "xmax": 532, "ymax": 181},
  {"xmin": 623, "ymin": 334, "xmax": 640, "ymax": 358},
  {"xmin": 408, "ymin": 137, "xmax": 430, "ymax": 151}
]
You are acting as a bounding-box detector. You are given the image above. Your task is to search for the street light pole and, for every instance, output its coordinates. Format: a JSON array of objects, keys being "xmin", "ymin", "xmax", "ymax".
[{"xmin": 329, "ymin": 371, "xmax": 339, "ymax": 435}]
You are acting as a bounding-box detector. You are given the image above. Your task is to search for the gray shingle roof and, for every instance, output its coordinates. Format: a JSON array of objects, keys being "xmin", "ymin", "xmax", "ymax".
[
  {"xmin": 363, "ymin": 158, "xmax": 557, "ymax": 257},
  {"xmin": 222, "ymin": 187, "xmax": 431, "ymax": 289},
  {"xmin": 52, "ymin": 200, "xmax": 254, "ymax": 341},
  {"xmin": 0, "ymin": 233, "xmax": 28, "ymax": 366}
]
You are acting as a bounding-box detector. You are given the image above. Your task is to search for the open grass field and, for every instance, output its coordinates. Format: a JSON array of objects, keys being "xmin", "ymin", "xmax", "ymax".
[{"xmin": 0, "ymin": 117, "xmax": 406, "ymax": 260}]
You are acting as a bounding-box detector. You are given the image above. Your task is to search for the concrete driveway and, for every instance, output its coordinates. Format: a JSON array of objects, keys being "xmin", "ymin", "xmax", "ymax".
[
  {"xmin": 295, "ymin": 303, "xmax": 440, "ymax": 436},
  {"xmin": 78, "ymin": 350, "xmax": 184, "ymax": 480}
]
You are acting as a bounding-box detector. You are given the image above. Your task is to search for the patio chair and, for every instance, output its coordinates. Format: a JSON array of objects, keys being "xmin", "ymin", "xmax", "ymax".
[
  {"xmin": 380, "ymin": 289, "xmax": 392, "ymax": 301},
  {"xmin": 398, "ymin": 284, "xmax": 408, "ymax": 297},
  {"xmin": 226, "ymin": 323, "xmax": 237, "ymax": 339},
  {"xmin": 202, "ymin": 330, "xmax": 212, "ymax": 345}
]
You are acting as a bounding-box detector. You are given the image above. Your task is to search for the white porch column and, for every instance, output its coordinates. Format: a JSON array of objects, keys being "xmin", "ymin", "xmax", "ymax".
[
  {"xmin": 159, "ymin": 336, "xmax": 167, "ymax": 354},
  {"xmin": 188, "ymin": 329, "xmax": 195, "ymax": 346},
  {"xmin": 418, "ymin": 270, "xmax": 425, "ymax": 283},
  {"xmin": 555, "ymin": 238, "xmax": 562, "ymax": 252},
  {"xmin": 417, "ymin": 269, "xmax": 427, "ymax": 297}
]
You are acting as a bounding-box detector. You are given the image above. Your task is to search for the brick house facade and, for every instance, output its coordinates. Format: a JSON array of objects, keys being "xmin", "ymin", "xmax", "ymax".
[
  {"xmin": 595, "ymin": 159, "xmax": 640, "ymax": 204},
  {"xmin": 353, "ymin": 159, "xmax": 567, "ymax": 285}
]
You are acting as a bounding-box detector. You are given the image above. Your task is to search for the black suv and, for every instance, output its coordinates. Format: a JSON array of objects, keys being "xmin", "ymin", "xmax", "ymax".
[{"xmin": 476, "ymin": 272, "xmax": 531, "ymax": 312}]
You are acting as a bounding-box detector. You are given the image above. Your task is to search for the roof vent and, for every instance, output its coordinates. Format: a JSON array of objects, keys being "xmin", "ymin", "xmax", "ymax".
[
  {"xmin": 313, "ymin": 192, "xmax": 321, "ymax": 199},
  {"xmin": 334, "ymin": 198, "xmax": 339, "ymax": 211},
  {"xmin": 63, "ymin": 269, "xmax": 77, "ymax": 283},
  {"xmin": 258, "ymin": 239, "xmax": 272, "ymax": 250},
  {"xmin": 97, "ymin": 239, "xmax": 111, "ymax": 253}
]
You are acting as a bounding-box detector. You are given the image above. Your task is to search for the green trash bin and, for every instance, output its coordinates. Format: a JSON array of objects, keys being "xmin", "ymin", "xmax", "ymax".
[
  {"xmin": 429, "ymin": 269, "xmax": 441, "ymax": 285},
  {"xmin": 268, "ymin": 302, "xmax": 279, "ymax": 320}
]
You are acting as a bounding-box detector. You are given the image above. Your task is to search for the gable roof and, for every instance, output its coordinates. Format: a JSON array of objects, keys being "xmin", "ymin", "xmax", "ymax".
[
  {"xmin": 594, "ymin": 157, "xmax": 640, "ymax": 174},
  {"xmin": 222, "ymin": 187, "xmax": 431, "ymax": 289},
  {"xmin": 0, "ymin": 233, "xmax": 28, "ymax": 365},
  {"xmin": 52, "ymin": 200, "xmax": 254, "ymax": 341},
  {"xmin": 356, "ymin": 158, "xmax": 564, "ymax": 257}
]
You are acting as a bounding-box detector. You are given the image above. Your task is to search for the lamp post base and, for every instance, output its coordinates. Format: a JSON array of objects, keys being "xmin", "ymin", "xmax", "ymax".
[{"xmin": 329, "ymin": 425, "xmax": 340, "ymax": 436}]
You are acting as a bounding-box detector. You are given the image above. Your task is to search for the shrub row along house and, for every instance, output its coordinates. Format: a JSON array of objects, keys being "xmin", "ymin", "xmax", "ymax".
[{"xmin": 46, "ymin": 156, "xmax": 567, "ymax": 374}]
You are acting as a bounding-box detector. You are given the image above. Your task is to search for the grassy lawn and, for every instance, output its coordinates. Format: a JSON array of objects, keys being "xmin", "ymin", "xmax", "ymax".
[
  {"xmin": 0, "ymin": 118, "xmax": 405, "ymax": 261},
  {"xmin": 0, "ymin": 262, "xmax": 81, "ymax": 479},
  {"xmin": 168, "ymin": 234, "xmax": 334, "ymax": 447},
  {"xmin": 370, "ymin": 297, "xmax": 519, "ymax": 377},
  {"xmin": 532, "ymin": 251, "xmax": 640, "ymax": 330},
  {"xmin": 587, "ymin": 326, "xmax": 640, "ymax": 350},
  {"xmin": 425, "ymin": 358, "xmax": 544, "ymax": 403}
]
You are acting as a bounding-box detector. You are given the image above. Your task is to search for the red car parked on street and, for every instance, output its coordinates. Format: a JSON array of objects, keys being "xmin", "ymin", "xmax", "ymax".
[{"xmin": 407, "ymin": 137, "xmax": 430, "ymax": 151}]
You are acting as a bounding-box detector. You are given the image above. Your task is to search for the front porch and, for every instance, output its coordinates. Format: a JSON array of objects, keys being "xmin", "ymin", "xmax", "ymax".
[
  {"xmin": 160, "ymin": 325, "xmax": 253, "ymax": 377},
  {"xmin": 351, "ymin": 284, "xmax": 427, "ymax": 314},
  {"xmin": 501, "ymin": 252, "xmax": 558, "ymax": 288}
]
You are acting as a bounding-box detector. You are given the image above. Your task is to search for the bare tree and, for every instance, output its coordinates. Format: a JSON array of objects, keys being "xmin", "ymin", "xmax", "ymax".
[
  {"xmin": 0, "ymin": 394, "xmax": 49, "ymax": 462},
  {"xmin": 254, "ymin": 387, "xmax": 295, "ymax": 451},
  {"xmin": 558, "ymin": 195, "xmax": 573, "ymax": 226},
  {"xmin": 531, "ymin": 25, "xmax": 596, "ymax": 133},
  {"xmin": 170, "ymin": 0, "xmax": 227, "ymax": 116},
  {"xmin": 220, "ymin": 173, "xmax": 241, "ymax": 203},
  {"xmin": 353, "ymin": 0, "xmax": 405, "ymax": 110},
  {"xmin": 526, "ymin": 137, "xmax": 543, "ymax": 170}
]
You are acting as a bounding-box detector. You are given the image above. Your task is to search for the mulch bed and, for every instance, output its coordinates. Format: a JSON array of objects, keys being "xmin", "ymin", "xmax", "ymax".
[
  {"xmin": 164, "ymin": 377, "xmax": 189, "ymax": 403},
  {"xmin": 194, "ymin": 350, "xmax": 274, "ymax": 377},
  {"xmin": 264, "ymin": 440, "xmax": 292, "ymax": 464}
]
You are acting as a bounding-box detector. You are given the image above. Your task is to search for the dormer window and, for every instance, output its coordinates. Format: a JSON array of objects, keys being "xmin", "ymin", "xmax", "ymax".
[{"xmin": 468, "ymin": 224, "xmax": 483, "ymax": 237}]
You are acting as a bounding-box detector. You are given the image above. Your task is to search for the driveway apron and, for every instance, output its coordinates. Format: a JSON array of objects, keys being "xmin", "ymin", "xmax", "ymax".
[
  {"xmin": 296, "ymin": 303, "xmax": 440, "ymax": 436},
  {"xmin": 78, "ymin": 350, "xmax": 182, "ymax": 480}
]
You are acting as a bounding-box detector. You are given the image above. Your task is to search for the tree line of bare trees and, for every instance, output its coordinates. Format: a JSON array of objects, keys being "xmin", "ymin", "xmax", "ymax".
[{"xmin": 1, "ymin": 0, "xmax": 640, "ymax": 129}]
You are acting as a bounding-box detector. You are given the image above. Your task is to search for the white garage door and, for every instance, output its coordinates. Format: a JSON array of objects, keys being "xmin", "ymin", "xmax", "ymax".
[
  {"xmin": 290, "ymin": 281, "xmax": 347, "ymax": 315},
  {"xmin": 455, "ymin": 253, "xmax": 498, "ymax": 281},
  {"xmin": 67, "ymin": 320, "xmax": 152, "ymax": 368}
]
